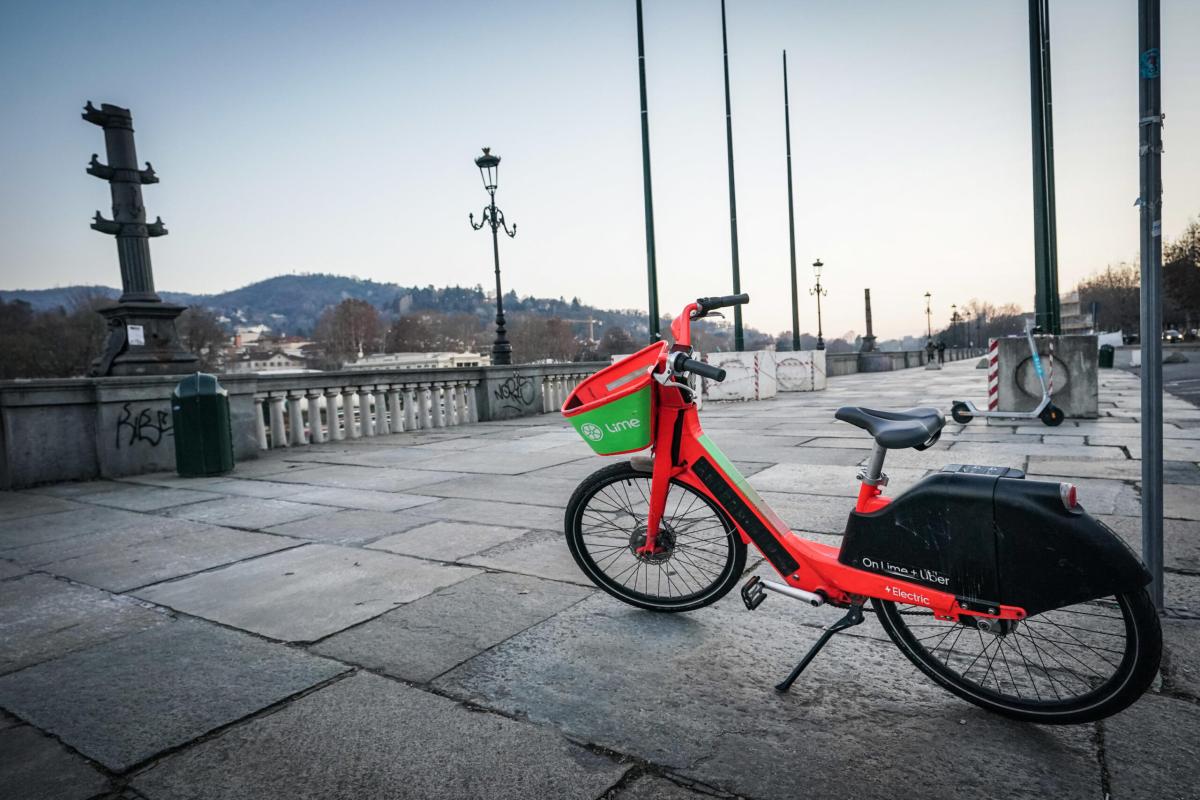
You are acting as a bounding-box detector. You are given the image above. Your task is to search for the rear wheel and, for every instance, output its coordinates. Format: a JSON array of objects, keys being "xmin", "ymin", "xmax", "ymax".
[
  {"xmin": 1040, "ymin": 404, "xmax": 1065, "ymax": 426},
  {"xmin": 875, "ymin": 590, "xmax": 1161, "ymax": 724},
  {"xmin": 565, "ymin": 461, "xmax": 746, "ymax": 612},
  {"xmin": 950, "ymin": 402, "xmax": 973, "ymax": 424}
]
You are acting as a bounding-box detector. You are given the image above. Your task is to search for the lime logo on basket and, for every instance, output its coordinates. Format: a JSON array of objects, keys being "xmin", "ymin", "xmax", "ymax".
[{"xmin": 581, "ymin": 423, "xmax": 604, "ymax": 441}]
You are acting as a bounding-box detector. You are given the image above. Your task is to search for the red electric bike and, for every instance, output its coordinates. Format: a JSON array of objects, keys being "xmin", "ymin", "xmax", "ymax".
[{"xmin": 562, "ymin": 294, "xmax": 1160, "ymax": 724}]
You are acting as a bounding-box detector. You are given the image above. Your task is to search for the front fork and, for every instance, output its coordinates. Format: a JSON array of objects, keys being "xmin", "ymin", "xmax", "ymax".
[{"xmin": 637, "ymin": 409, "xmax": 678, "ymax": 556}]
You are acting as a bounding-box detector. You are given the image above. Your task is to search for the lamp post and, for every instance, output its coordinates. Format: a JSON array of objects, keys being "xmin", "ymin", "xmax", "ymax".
[
  {"xmin": 469, "ymin": 147, "xmax": 516, "ymax": 366},
  {"xmin": 810, "ymin": 259, "xmax": 827, "ymax": 350},
  {"xmin": 924, "ymin": 291, "xmax": 933, "ymax": 342},
  {"xmin": 950, "ymin": 304, "xmax": 958, "ymax": 348}
]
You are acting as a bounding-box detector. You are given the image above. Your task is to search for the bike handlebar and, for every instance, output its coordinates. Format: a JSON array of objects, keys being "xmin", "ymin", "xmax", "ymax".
[
  {"xmin": 673, "ymin": 354, "xmax": 726, "ymax": 382},
  {"xmin": 695, "ymin": 293, "xmax": 750, "ymax": 316}
]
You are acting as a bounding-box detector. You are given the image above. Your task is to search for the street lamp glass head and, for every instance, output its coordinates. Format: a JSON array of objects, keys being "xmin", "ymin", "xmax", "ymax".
[
  {"xmin": 475, "ymin": 147, "xmax": 501, "ymax": 192},
  {"xmin": 812, "ymin": 258, "xmax": 823, "ymax": 277}
]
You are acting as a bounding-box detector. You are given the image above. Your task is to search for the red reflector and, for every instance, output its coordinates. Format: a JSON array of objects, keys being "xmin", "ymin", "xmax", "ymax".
[{"xmin": 1059, "ymin": 483, "xmax": 1078, "ymax": 510}]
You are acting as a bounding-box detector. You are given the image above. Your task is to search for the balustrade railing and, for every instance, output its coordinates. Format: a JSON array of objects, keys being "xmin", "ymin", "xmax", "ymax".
[{"xmin": 251, "ymin": 364, "xmax": 596, "ymax": 450}]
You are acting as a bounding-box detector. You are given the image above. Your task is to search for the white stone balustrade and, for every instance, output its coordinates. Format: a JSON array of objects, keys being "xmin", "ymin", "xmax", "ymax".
[{"xmin": 244, "ymin": 363, "xmax": 607, "ymax": 451}]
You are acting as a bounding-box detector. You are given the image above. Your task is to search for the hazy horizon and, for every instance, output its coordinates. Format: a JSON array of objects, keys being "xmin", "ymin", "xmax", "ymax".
[{"xmin": 2, "ymin": 0, "xmax": 1197, "ymax": 339}]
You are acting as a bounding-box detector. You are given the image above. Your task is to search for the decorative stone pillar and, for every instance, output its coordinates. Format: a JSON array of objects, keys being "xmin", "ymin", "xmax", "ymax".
[
  {"xmin": 403, "ymin": 386, "xmax": 418, "ymax": 431},
  {"xmin": 445, "ymin": 383, "xmax": 460, "ymax": 426},
  {"xmin": 306, "ymin": 391, "xmax": 325, "ymax": 444},
  {"xmin": 376, "ymin": 387, "xmax": 391, "ymax": 436},
  {"xmin": 324, "ymin": 388, "xmax": 344, "ymax": 440},
  {"xmin": 358, "ymin": 386, "xmax": 375, "ymax": 437},
  {"xmin": 346, "ymin": 387, "xmax": 362, "ymax": 438},
  {"xmin": 418, "ymin": 383, "xmax": 433, "ymax": 430},
  {"xmin": 253, "ymin": 396, "xmax": 269, "ymax": 450},
  {"xmin": 466, "ymin": 381, "xmax": 480, "ymax": 423},
  {"xmin": 268, "ymin": 395, "xmax": 288, "ymax": 448},
  {"xmin": 287, "ymin": 392, "xmax": 306, "ymax": 446},
  {"xmin": 434, "ymin": 383, "xmax": 448, "ymax": 429},
  {"xmin": 387, "ymin": 386, "xmax": 404, "ymax": 433},
  {"xmin": 456, "ymin": 382, "xmax": 470, "ymax": 426}
]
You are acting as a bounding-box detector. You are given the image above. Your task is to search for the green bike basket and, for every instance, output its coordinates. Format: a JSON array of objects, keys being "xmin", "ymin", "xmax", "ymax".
[{"xmin": 562, "ymin": 341, "xmax": 666, "ymax": 456}]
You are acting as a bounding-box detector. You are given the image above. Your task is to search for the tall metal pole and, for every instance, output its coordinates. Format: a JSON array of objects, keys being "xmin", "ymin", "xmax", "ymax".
[
  {"xmin": 489, "ymin": 204, "xmax": 512, "ymax": 365},
  {"xmin": 1028, "ymin": 0, "xmax": 1061, "ymax": 334},
  {"xmin": 925, "ymin": 292, "xmax": 932, "ymax": 341},
  {"xmin": 720, "ymin": 0, "xmax": 744, "ymax": 351},
  {"xmin": 1040, "ymin": 0, "xmax": 1062, "ymax": 334},
  {"xmin": 1138, "ymin": 0, "xmax": 1164, "ymax": 610},
  {"xmin": 783, "ymin": 51, "xmax": 800, "ymax": 352},
  {"xmin": 636, "ymin": 0, "xmax": 660, "ymax": 342}
]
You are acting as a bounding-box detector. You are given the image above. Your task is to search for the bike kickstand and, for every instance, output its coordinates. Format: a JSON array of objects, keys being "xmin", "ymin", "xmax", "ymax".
[{"xmin": 775, "ymin": 602, "xmax": 866, "ymax": 693}]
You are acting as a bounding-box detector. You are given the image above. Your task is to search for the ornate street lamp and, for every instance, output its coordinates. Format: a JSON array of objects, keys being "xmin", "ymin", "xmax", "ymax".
[
  {"xmin": 924, "ymin": 291, "xmax": 933, "ymax": 343},
  {"xmin": 469, "ymin": 147, "xmax": 516, "ymax": 365},
  {"xmin": 950, "ymin": 304, "xmax": 960, "ymax": 348},
  {"xmin": 810, "ymin": 258, "xmax": 827, "ymax": 350}
]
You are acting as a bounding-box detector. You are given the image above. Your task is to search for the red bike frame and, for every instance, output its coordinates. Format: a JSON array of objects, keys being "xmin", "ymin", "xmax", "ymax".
[{"xmin": 641, "ymin": 303, "xmax": 1026, "ymax": 624}]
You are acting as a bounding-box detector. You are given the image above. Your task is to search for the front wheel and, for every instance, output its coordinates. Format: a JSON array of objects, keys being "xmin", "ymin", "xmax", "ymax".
[
  {"xmin": 875, "ymin": 590, "xmax": 1161, "ymax": 724},
  {"xmin": 950, "ymin": 402, "xmax": 973, "ymax": 424},
  {"xmin": 564, "ymin": 461, "xmax": 746, "ymax": 612}
]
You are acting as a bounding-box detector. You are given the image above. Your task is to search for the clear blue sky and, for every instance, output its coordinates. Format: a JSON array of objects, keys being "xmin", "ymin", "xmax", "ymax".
[{"xmin": 1, "ymin": 0, "xmax": 1197, "ymax": 339}]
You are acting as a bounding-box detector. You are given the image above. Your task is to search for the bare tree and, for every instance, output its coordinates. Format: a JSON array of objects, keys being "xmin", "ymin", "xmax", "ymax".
[
  {"xmin": 314, "ymin": 299, "xmax": 384, "ymax": 365},
  {"xmin": 176, "ymin": 307, "xmax": 229, "ymax": 371}
]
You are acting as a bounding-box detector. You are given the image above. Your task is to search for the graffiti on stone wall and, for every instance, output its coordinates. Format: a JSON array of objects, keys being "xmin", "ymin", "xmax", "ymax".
[
  {"xmin": 493, "ymin": 372, "xmax": 537, "ymax": 418},
  {"xmin": 115, "ymin": 402, "xmax": 173, "ymax": 448}
]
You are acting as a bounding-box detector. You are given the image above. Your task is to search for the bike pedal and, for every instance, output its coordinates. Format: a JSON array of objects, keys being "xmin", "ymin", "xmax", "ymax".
[{"xmin": 741, "ymin": 575, "xmax": 767, "ymax": 611}]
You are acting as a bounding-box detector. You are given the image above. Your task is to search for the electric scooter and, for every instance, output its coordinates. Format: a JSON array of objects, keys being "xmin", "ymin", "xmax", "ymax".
[{"xmin": 950, "ymin": 323, "xmax": 1064, "ymax": 427}]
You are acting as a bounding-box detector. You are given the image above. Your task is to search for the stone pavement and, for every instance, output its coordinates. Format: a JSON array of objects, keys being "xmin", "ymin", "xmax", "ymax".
[{"xmin": 1, "ymin": 361, "xmax": 1197, "ymax": 800}]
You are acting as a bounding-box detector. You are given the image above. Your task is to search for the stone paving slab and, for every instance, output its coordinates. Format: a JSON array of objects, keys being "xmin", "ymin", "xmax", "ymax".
[
  {"xmin": 136, "ymin": 544, "xmax": 479, "ymax": 641},
  {"xmin": 414, "ymin": 497, "xmax": 567, "ymax": 531},
  {"xmin": 1103, "ymin": 694, "xmax": 1200, "ymax": 800},
  {"xmin": 265, "ymin": 464, "xmax": 456, "ymax": 491},
  {"xmin": 0, "ymin": 620, "xmax": 346, "ymax": 771},
  {"xmin": 24, "ymin": 479, "xmax": 128, "ymax": 498},
  {"xmin": 3, "ymin": 520, "xmax": 300, "ymax": 593},
  {"xmin": 1163, "ymin": 484, "xmax": 1200, "ymax": 520},
  {"xmin": 185, "ymin": 478, "xmax": 311, "ymax": 499},
  {"xmin": 614, "ymin": 774, "xmax": 715, "ymax": 799},
  {"xmin": 0, "ymin": 724, "xmax": 110, "ymax": 800},
  {"xmin": 0, "ymin": 574, "xmax": 168, "ymax": 674},
  {"xmin": 293, "ymin": 486, "xmax": 440, "ymax": 512},
  {"xmin": 1161, "ymin": 619, "xmax": 1200, "ymax": 700},
  {"xmin": 264, "ymin": 508, "xmax": 435, "ymax": 545},
  {"xmin": 457, "ymin": 530, "xmax": 590, "ymax": 585},
  {"xmin": 0, "ymin": 492, "xmax": 80, "ymax": 522},
  {"xmin": 435, "ymin": 594, "xmax": 1100, "ymax": 800},
  {"xmin": 313, "ymin": 572, "xmax": 592, "ymax": 682},
  {"xmin": 0, "ymin": 506, "xmax": 152, "ymax": 552},
  {"xmin": 749, "ymin": 462, "xmax": 930, "ymax": 498},
  {"xmin": 162, "ymin": 496, "xmax": 335, "ymax": 530},
  {"xmin": 0, "ymin": 560, "xmax": 28, "ymax": 580},
  {"xmin": 414, "ymin": 473, "xmax": 585, "ymax": 508},
  {"xmin": 131, "ymin": 672, "xmax": 627, "ymax": 800},
  {"xmin": 1098, "ymin": 515, "xmax": 1200, "ymax": 574},
  {"xmin": 80, "ymin": 485, "xmax": 220, "ymax": 512},
  {"xmin": 367, "ymin": 520, "xmax": 531, "ymax": 561}
]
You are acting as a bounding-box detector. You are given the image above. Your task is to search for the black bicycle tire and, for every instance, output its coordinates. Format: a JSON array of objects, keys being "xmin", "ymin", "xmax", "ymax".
[
  {"xmin": 875, "ymin": 589, "xmax": 1161, "ymax": 724},
  {"xmin": 564, "ymin": 461, "xmax": 746, "ymax": 613}
]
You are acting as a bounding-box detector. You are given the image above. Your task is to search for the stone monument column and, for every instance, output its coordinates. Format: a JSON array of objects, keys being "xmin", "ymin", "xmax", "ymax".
[
  {"xmin": 83, "ymin": 101, "xmax": 197, "ymax": 376},
  {"xmin": 860, "ymin": 288, "xmax": 877, "ymax": 353}
]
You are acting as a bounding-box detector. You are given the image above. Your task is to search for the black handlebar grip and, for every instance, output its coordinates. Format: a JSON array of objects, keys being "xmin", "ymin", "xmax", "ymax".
[
  {"xmin": 696, "ymin": 293, "xmax": 750, "ymax": 313},
  {"xmin": 679, "ymin": 357, "xmax": 726, "ymax": 382}
]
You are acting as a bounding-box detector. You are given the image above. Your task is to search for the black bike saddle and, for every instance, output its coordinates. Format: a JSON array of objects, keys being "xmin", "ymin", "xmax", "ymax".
[{"xmin": 834, "ymin": 406, "xmax": 945, "ymax": 450}]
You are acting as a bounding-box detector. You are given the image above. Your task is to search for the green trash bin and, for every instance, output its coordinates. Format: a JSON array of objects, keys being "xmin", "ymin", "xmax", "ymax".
[
  {"xmin": 1098, "ymin": 344, "xmax": 1115, "ymax": 369},
  {"xmin": 172, "ymin": 373, "xmax": 235, "ymax": 477}
]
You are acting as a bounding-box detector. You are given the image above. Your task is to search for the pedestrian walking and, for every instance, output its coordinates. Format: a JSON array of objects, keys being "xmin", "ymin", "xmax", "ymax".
[{"xmin": 937, "ymin": 340, "xmax": 946, "ymax": 364}]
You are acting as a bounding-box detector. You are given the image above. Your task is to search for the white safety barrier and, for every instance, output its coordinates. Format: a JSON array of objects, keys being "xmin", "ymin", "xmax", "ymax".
[{"xmin": 776, "ymin": 350, "xmax": 827, "ymax": 392}]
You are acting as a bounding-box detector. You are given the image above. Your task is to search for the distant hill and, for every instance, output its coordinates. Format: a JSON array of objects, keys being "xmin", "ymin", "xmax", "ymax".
[{"xmin": 0, "ymin": 274, "xmax": 669, "ymax": 339}]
